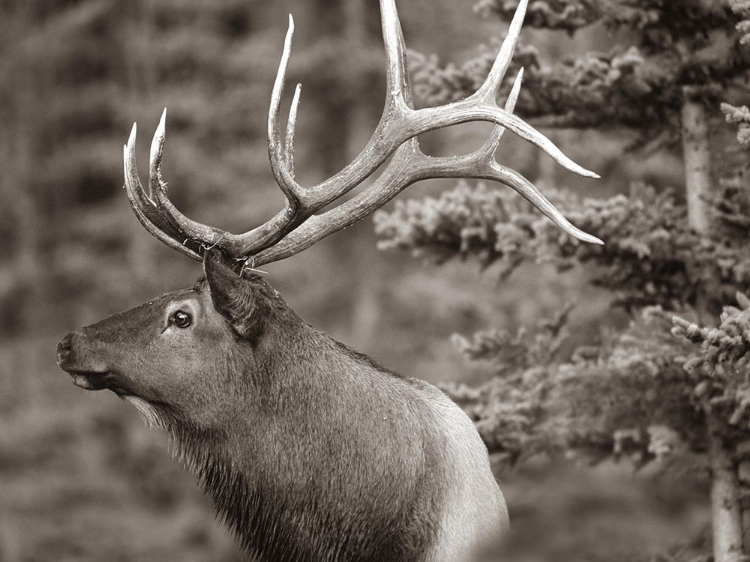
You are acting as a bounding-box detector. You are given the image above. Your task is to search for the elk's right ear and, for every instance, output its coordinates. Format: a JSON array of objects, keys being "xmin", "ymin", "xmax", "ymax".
[{"xmin": 203, "ymin": 249, "xmax": 260, "ymax": 339}]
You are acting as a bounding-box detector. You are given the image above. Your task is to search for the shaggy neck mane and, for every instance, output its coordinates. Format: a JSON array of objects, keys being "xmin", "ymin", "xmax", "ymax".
[
  {"xmin": 154, "ymin": 358, "xmax": 438, "ymax": 562},
  {"xmin": 159, "ymin": 410, "xmax": 432, "ymax": 562}
]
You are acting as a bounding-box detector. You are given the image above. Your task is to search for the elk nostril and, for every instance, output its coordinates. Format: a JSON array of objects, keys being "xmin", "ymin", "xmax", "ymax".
[{"xmin": 57, "ymin": 333, "xmax": 74, "ymax": 366}]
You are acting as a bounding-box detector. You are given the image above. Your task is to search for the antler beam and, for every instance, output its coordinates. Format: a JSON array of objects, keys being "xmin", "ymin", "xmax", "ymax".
[{"xmin": 123, "ymin": 0, "xmax": 602, "ymax": 267}]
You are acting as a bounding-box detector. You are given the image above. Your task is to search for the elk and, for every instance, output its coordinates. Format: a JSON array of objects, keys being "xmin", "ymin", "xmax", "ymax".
[{"xmin": 56, "ymin": 0, "xmax": 600, "ymax": 560}]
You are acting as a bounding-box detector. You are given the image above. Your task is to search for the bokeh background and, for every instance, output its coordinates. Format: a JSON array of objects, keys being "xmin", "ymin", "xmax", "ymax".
[{"xmin": 0, "ymin": 0, "xmax": 718, "ymax": 560}]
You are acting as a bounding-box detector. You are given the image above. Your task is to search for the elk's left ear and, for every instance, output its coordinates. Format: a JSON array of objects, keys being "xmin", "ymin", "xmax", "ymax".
[{"xmin": 203, "ymin": 249, "xmax": 261, "ymax": 339}]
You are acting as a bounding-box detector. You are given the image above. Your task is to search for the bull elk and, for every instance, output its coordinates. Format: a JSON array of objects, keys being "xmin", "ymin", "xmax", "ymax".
[{"xmin": 56, "ymin": 0, "xmax": 600, "ymax": 560}]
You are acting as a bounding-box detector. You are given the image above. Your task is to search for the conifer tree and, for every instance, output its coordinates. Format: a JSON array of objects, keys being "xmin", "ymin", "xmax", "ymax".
[{"xmin": 375, "ymin": 2, "xmax": 750, "ymax": 560}]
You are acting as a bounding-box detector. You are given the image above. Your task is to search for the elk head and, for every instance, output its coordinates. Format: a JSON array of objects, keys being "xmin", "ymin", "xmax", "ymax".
[{"xmin": 56, "ymin": 249, "xmax": 289, "ymax": 430}]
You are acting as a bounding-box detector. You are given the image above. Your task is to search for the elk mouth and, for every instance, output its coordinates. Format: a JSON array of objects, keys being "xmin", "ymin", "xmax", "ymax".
[
  {"xmin": 65, "ymin": 369, "xmax": 115, "ymax": 391},
  {"xmin": 63, "ymin": 368, "xmax": 136, "ymax": 399}
]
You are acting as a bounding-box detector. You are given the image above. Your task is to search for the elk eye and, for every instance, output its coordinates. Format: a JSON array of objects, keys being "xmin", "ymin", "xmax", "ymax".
[{"xmin": 171, "ymin": 310, "xmax": 192, "ymax": 329}]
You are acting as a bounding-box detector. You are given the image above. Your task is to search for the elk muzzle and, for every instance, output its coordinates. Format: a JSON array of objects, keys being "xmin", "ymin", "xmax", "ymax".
[{"xmin": 57, "ymin": 331, "xmax": 116, "ymax": 391}]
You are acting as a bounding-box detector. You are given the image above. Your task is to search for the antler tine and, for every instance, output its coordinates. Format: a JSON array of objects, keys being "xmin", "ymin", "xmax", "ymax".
[
  {"xmin": 250, "ymin": 68, "xmax": 600, "ymax": 267},
  {"xmin": 481, "ymin": 71, "xmax": 602, "ymax": 245},
  {"xmin": 267, "ymin": 15, "xmax": 307, "ymax": 208},
  {"xmin": 147, "ymin": 111, "xmax": 231, "ymax": 251},
  {"xmin": 285, "ymin": 84, "xmax": 302, "ymax": 177},
  {"xmin": 205, "ymin": 15, "xmax": 322, "ymax": 257},
  {"xmin": 482, "ymin": 68, "xmax": 525, "ymax": 158},
  {"xmin": 475, "ymin": 0, "xmax": 528, "ymax": 102},
  {"xmin": 488, "ymin": 164, "xmax": 603, "ymax": 245},
  {"xmin": 148, "ymin": 108, "xmax": 167, "ymax": 200},
  {"xmin": 123, "ymin": 123, "xmax": 202, "ymax": 260},
  {"xmin": 380, "ymin": 0, "xmax": 413, "ymax": 110}
]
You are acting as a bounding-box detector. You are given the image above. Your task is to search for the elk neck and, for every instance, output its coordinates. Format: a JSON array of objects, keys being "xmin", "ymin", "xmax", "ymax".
[{"xmin": 161, "ymin": 277, "xmax": 447, "ymax": 562}]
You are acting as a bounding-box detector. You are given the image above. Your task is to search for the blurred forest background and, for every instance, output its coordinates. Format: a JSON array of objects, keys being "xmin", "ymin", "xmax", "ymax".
[{"xmin": 1, "ymin": 0, "xmax": 749, "ymax": 561}]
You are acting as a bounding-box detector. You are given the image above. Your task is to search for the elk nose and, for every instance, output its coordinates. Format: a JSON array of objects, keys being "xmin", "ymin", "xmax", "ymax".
[{"xmin": 57, "ymin": 333, "xmax": 74, "ymax": 367}]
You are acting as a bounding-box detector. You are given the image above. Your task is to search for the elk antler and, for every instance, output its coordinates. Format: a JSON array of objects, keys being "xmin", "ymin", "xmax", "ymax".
[{"xmin": 124, "ymin": 0, "xmax": 602, "ymax": 269}]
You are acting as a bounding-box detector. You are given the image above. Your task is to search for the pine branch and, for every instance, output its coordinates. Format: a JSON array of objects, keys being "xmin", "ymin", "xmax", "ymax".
[
  {"xmin": 729, "ymin": 0, "xmax": 750, "ymax": 44},
  {"xmin": 446, "ymin": 306, "xmax": 701, "ymax": 465},
  {"xmin": 474, "ymin": 0, "xmax": 602, "ymax": 32},
  {"xmin": 412, "ymin": 36, "xmax": 747, "ymax": 138},
  {"xmin": 722, "ymin": 103, "xmax": 750, "ymax": 146},
  {"xmin": 452, "ymin": 304, "xmax": 572, "ymax": 370},
  {"xmin": 374, "ymin": 180, "xmax": 537, "ymax": 276},
  {"xmin": 475, "ymin": 0, "xmax": 739, "ymax": 45},
  {"xmin": 673, "ymin": 293, "xmax": 750, "ymax": 427},
  {"xmin": 375, "ymin": 181, "xmax": 750, "ymax": 313}
]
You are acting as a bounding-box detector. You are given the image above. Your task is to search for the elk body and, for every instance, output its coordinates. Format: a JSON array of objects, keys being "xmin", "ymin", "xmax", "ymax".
[{"xmin": 56, "ymin": 1, "xmax": 600, "ymax": 560}]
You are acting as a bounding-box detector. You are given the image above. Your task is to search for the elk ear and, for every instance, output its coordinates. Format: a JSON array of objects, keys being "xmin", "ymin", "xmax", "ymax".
[{"xmin": 203, "ymin": 249, "xmax": 261, "ymax": 339}]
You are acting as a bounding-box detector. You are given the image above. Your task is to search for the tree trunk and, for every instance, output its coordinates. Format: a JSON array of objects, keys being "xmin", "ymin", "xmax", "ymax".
[
  {"xmin": 3, "ymin": 0, "xmax": 42, "ymax": 333},
  {"xmin": 681, "ymin": 96, "xmax": 712, "ymax": 234},
  {"xmin": 736, "ymin": 441, "xmax": 750, "ymax": 555},
  {"xmin": 708, "ymin": 415, "xmax": 746, "ymax": 562},
  {"xmin": 682, "ymin": 91, "xmax": 746, "ymax": 561}
]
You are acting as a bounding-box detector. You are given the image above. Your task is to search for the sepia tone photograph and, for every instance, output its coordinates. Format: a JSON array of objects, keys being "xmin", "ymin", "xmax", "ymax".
[{"xmin": 1, "ymin": 0, "xmax": 750, "ymax": 560}]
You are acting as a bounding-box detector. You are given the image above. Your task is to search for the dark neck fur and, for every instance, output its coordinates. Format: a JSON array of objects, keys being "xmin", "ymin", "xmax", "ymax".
[{"xmin": 163, "ymin": 387, "xmax": 440, "ymax": 562}]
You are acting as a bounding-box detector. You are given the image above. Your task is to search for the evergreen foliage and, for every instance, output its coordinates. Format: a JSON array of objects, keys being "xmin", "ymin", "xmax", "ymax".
[
  {"xmin": 723, "ymin": 102, "xmax": 750, "ymax": 146},
  {"xmin": 730, "ymin": 0, "xmax": 750, "ymax": 44},
  {"xmin": 376, "ymin": 181, "xmax": 750, "ymax": 312},
  {"xmin": 674, "ymin": 294, "xmax": 750, "ymax": 428},
  {"xmin": 412, "ymin": 0, "xmax": 749, "ymax": 145},
  {"xmin": 447, "ymin": 305, "xmax": 701, "ymax": 467}
]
